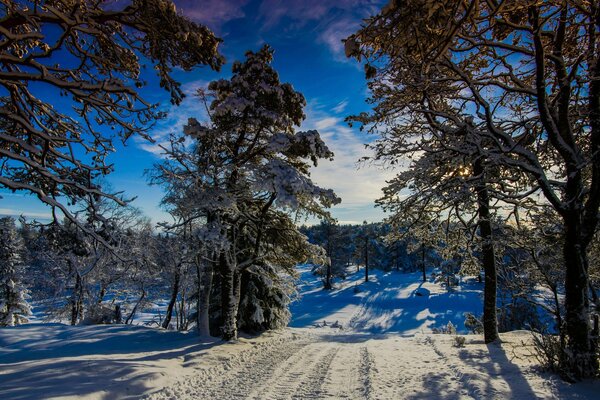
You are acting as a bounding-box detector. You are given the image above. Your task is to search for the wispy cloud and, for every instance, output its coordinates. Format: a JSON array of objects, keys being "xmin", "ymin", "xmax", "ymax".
[
  {"xmin": 256, "ymin": 0, "xmax": 380, "ymax": 59},
  {"xmin": 301, "ymin": 100, "xmax": 399, "ymax": 222},
  {"xmin": 332, "ymin": 99, "xmax": 349, "ymax": 114},
  {"xmin": 137, "ymin": 80, "xmax": 210, "ymax": 157},
  {"xmin": 317, "ymin": 18, "xmax": 360, "ymax": 61},
  {"xmin": 257, "ymin": 0, "xmax": 376, "ymax": 26},
  {"xmin": 175, "ymin": 0, "xmax": 250, "ymax": 33}
]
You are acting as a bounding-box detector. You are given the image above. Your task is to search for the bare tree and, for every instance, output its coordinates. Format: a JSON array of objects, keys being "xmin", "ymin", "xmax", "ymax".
[
  {"xmin": 346, "ymin": 0, "xmax": 599, "ymax": 379},
  {"xmin": 0, "ymin": 0, "xmax": 223, "ymax": 227}
]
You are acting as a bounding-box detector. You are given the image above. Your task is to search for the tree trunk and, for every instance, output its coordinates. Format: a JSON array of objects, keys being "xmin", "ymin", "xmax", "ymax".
[
  {"xmin": 421, "ymin": 246, "xmax": 426, "ymax": 283},
  {"xmin": 474, "ymin": 159, "xmax": 499, "ymax": 344},
  {"xmin": 197, "ymin": 256, "xmax": 213, "ymax": 337},
  {"xmin": 71, "ymin": 272, "xmax": 83, "ymax": 326},
  {"xmin": 324, "ymin": 233, "xmax": 333, "ymax": 290},
  {"xmin": 325, "ymin": 259, "xmax": 332, "ymax": 290},
  {"xmin": 396, "ymin": 242, "xmax": 400, "ymax": 271},
  {"xmin": 365, "ymin": 236, "xmax": 369, "ymax": 283},
  {"xmin": 125, "ymin": 288, "xmax": 145, "ymax": 324},
  {"xmin": 220, "ymin": 252, "xmax": 238, "ymax": 341},
  {"xmin": 563, "ymin": 216, "xmax": 598, "ymax": 378},
  {"xmin": 162, "ymin": 269, "xmax": 180, "ymax": 329},
  {"xmin": 98, "ymin": 285, "xmax": 106, "ymax": 304}
]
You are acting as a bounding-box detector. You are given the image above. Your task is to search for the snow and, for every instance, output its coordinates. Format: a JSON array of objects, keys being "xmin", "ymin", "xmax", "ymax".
[
  {"xmin": 0, "ymin": 323, "xmax": 215, "ymax": 399},
  {"xmin": 290, "ymin": 264, "xmax": 484, "ymax": 335},
  {"xmin": 1, "ymin": 266, "xmax": 598, "ymax": 399}
]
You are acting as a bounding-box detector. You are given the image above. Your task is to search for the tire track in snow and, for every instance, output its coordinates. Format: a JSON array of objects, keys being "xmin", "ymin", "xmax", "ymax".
[
  {"xmin": 147, "ymin": 334, "xmax": 310, "ymax": 400},
  {"xmin": 360, "ymin": 345, "xmax": 374, "ymax": 399},
  {"xmin": 247, "ymin": 342, "xmax": 339, "ymax": 399},
  {"xmin": 321, "ymin": 343, "xmax": 372, "ymax": 399}
]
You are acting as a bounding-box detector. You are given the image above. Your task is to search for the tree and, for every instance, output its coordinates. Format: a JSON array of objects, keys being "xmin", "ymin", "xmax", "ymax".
[
  {"xmin": 0, "ymin": 0, "xmax": 223, "ymax": 230},
  {"xmin": 155, "ymin": 233, "xmax": 193, "ymax": 330},
  {"xmin": 31, "ymin": 192, "xmax": 151, "ymax": 325},
  {"xmin": 350, "ymin": 78, "xmax": 504, "ymax": 341},
  {"xmin": 0, "ymin": 216, "xmax": 31, "ymax": 326},
  {"xmin": 346, "ymin": 0, "xmax": 600, "ymax": 377},
  {"xmin": 152, "ymin": 45, "xmax": 339, "ymax": 340}
]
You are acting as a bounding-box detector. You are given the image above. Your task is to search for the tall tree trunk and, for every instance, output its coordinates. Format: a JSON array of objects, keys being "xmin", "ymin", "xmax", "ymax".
[
  {"xmin": 474, "ymin": 159, "xmax": 499, "ymax": 344},
  {"xmin": 421, "ymin": 245, "xmax": 426, "ymax": 283},
  {"xmin": 197, "ymin": 255, "xmax": 213, "ymax": 337},
  {"xmin": 365, "ymin": 236, "xmax": 369, "ymax": 283},
  {"xmin": 71, "ymin": 271, "xmax": 83, "ymax": 326},
  {"xmin": 325, "ymin": 258, "xmax": 332, "ymax": 290},
  {"xmin": 563, "ymin": 216, "xmax": 598, "ymax": 378},
  {"xmin": 396, "ymin": 241, "xmax": 401, "ymax": 271},
  {"xmin": 324, "ymin": 231, "xmax": 333, "ymax": 290},
  {"xmin": 220, "ymin": 252, "xmax": 238, "ymax": 341},
  {"xmin": 162, "ymin": 269, "xmax": 180, "ymax": 329}
]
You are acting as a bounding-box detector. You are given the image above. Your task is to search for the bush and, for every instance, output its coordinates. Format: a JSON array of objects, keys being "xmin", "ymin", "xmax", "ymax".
[
  {"xmin": 464, "ymin": 312, "xmax": 483, "ymax": 334},
  {"xmin": 433, "ymin": 321, "xmax": 457, "ymax": 334},
  {"xmin": 454, "ymin": 335, "xmax": 466, "ymax": 347},
  {"xmin": 81, "ymin": 304, "xmax": 122, "ymax": 325}
]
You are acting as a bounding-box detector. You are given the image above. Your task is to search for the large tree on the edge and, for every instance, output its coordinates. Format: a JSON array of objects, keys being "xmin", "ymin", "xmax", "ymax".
[
  {"xmin": 0, "ymin": 0, "xmax": 223, "ymax": 228},
  {"xmin": 346, "ymin": 0, "xmax": 600, "ymax": 379}
]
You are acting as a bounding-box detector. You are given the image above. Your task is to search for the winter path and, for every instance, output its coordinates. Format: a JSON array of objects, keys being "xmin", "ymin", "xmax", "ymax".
[
  {"xmin": 147, "ymin": 329, "xmax": 595, "ymax": 400},
  {"xmin": 146, "ymin": 267, "xmax": 596, "ymax": 400},
  {"xmin": 1, "ymin": 267, "xmax": 598, "ymax": 399}
]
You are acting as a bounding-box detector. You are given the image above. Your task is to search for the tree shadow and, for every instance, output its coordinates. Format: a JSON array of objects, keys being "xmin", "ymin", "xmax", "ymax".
[
  {"xmin": 405, "ymin": 371, "xmax": 476, "ymax": 400},
  {"xmin": 455, "ymin": 342, "xmax": 540, "ymax": 398},
  {"xmin": 0, "ymin": 323, "xmax": 221, "ymax": 400},
  {"xmin": 0, "ymin": 358, "xmax": 160, "ymax": 400},
  {"xmin": 0, "ymin": 323, "xmax": 218, "ymax": 363}
]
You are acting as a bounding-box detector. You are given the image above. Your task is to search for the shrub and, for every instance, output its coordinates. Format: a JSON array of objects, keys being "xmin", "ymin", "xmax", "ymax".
[
  {"xmin": 454, "ymin": 335, "xmax": 466, "ymax": 347},
  {"xmin": 464, "ymin": 312, "xmax": 483, "ymax": 334}
]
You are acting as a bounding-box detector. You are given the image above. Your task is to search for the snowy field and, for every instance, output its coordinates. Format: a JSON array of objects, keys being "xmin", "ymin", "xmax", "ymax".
[
  {"xmin": 290, "ymin": 264, "xmax": 484, "ymax": 334},
  {"xmin": 1, "ymin": 266, "xmax": 599, "ymax": 399}
]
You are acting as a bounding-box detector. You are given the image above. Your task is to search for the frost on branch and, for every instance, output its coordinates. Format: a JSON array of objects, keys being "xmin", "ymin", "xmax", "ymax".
[
  {"xmin": 152, "ymin": 45, "xmax": 340, "ymax": 340},
  {"xmin": 0, "ymin": 0, "xmax": 223, "ymax": 230}
]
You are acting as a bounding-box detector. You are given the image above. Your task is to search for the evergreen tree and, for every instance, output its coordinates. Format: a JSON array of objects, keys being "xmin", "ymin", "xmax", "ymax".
[
  {"xmin": 152, "ymin": 45, "xmax": 339, "ymax": 340},
  {"xmin": 0, "ymin": 217, "xmax": 31, "ymax": 326}
]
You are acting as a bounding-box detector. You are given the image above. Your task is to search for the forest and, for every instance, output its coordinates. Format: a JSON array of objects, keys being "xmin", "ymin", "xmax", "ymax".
[{"xmin": 1, "ymin": 0, "xmax": 600, "ymax": 398}]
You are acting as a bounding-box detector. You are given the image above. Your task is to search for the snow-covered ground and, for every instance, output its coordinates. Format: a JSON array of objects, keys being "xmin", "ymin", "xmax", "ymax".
[
  {"xmin": 290, "ymin": 264, "xmax": 484, "ymax": 334},
  {"xmin": 1, "ymin": 266, "xmax": 598, "ymax": 399}
]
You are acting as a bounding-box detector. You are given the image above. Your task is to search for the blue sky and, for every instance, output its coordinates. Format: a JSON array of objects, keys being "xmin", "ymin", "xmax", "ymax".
[{"xmin": 1, "ymin": 0, "xmax": 396, "ymax": 226}]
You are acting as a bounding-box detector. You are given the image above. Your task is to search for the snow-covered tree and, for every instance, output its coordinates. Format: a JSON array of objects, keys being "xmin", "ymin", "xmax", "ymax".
[
  {"xmin": 152, "ymin": 45, "xmax": 340, "ymax": 340},
  {"xmin": 306, "ymin": 220, "xmax": 346, "ymax": 289},
  {"xmin": 346, "ymin": 0, "xmax": 600, "ymax": 376},
  {"xmin": 0, "ymin": 0, "xmax": 223, "ymax": 233},
  {"xmin": 0, "ymin": 217, "xmax": 31, "ymax": 326}
]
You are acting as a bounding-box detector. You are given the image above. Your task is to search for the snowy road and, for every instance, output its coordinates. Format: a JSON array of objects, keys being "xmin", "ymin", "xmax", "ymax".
[
  {"xmin": 3, "ymin": 266, "xmax": 597, "ymax": 399},
  {"xmin": 145, "ymin": 266, "xmax": 595, "ymax": 400},
  {"xmin": 147, "ymin": 331, "xmax": 445, "ymax": 400},
  {"xmin": 146, "ymin": 329, "xmax": 577, "ymax": 400}
]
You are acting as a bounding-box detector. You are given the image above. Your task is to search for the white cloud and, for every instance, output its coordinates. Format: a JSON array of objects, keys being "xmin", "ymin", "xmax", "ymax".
[
  {"xmin": 0, "ymin": 208, "xmax": 52, "ymax": 220},
  {"xmin": 315, "ymin": 117, "xmax": 342, "ymax": 131},
  {"xmin": 137, "ymin": 80, "xmax": 210, "ymax": 157},
  {"xmin": 332, "ymin": 99, "xmax": 349, "ymax": 114},
  {"xmin": 317, "ymin": 18, "xmax": 360, "ymax": 62},
  {"xmin": 301, "ymin": 100, "xmax": 400, "ymax": 222}
]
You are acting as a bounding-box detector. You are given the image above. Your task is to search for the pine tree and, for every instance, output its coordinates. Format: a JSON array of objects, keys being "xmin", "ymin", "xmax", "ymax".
[
  {"xmin": 0, "ymin": 217, "xmax": 31, "ymax": 326},
  {"xmin": 152, "ymin": 45, "xmax": 340, "ymax": 340}
]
